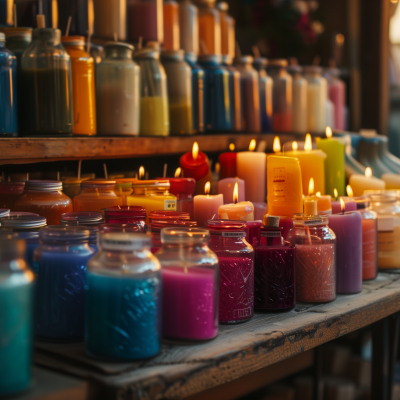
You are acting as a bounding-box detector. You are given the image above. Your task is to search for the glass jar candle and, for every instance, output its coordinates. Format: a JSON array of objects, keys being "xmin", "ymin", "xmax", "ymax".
[
  {"xmin": 74, "ymin": 180, "xmax": 122, "ymax": 212},
  {"xmin": 103, "ymin": 206, "xmax": 147, "ymax": 225},
  {"xmin": 288, "ymin": 65, "xmax": 307, "ymax": 133},
  {"xmin": 20, "ymin": 28, "xmax": 73, "ymax": 136},
  {"xmin": 96, "ymin": 42, "xmax": 140, "ymax": 136},
  {"xmin": 167, "ymin": 177, "xmax": 196, "ymax": 218},
  {"xmin": 195, "ymin": 0, "xmax": 221, "ymax": 55},
  {"xmin": 114, "ymin": 179, "xmax": 134, "ymax": 205},
  {"xmin": 62, "ymin": 36, "xmax": 96, "ymax": 136},
  {"xmin": 14, "ymin": 181, "xmax": 73, "ymax": 225},
  {"xmin": 161, "ymin": 50, "xmax": 193, "ymax": 135},
  {"xmin": 0, "ymin": 182, "xmax": 25, "ymax": 211},
  {"xmin": 0, "ymin": 236, "xmax": 34, "ymax": 397},
  {"xmin": 93, "ymin": 0, "xmax": 126, "ymax": 41},
  {"xmin": 33, "ymin": 226, "xmax": 94, "ymax": 340},
  {"xmin": 85, "ymin": 232, "xmax": 162, "ymax": 360},
  {"xmin": 156, "ymin": 227, "xmax": 219, "ymax": 340},
  {"xmin": 135, "ymin": 46, "xmax": 169, "ymax": 136},
  {"xmin": 179, "ymin": 0, "xmax": 199, "ymax": 57},
  {"xmin": 207, "ymin": 220, "xmax": 254, "ymax": 324},
  {"xmin": 288, "ymin": 215, "xmax": 336, "ymax": 302},
  {"xmin": 163, "ymin": 0, "xmax": 180, "ymax": 50},
  {"xmin": 217, "ymin": 2, "xmax": 234, "ymax": 61}
]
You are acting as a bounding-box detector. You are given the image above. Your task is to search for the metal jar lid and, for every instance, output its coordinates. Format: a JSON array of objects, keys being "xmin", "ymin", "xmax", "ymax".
[
  {"xmin": 1, "ymin": 215, "xmax": 47, "ymax": 229},
  {"xmin": 25, "ymin": 180, "xmax": 62, "ymax": 191}
]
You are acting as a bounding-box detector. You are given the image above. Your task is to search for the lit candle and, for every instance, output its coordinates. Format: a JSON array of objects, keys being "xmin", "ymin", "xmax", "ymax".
[
  {"xmin": 331, "ymin": 186, "xmax": 357, "ymax": 214},
  {"xmin": 218, "ymin": 143, "xmax": 237, "ymax": 179},
  {"xmin": 193, "ymin": 182, "xmax": 224, "ymax": 227},
  {"xmin": 304, "ymin": 178, "xmax": 318, "ymax": 215},
  {"xmin": 218, "ymin": 182, "xmax": 254, "ymax": 221},
  {"xmin": 218, "ymin": 177, "xmax": 245, "ymax": 204},
  {"xmin": 349, "ymin": 167, "xmax": 385, "ymax": 197},
  {"xmin": 304, "ymin": 178, "xmax": 332, "ymax": 215},
  {"xmin": 273, "ymin": 136, "xmax": 281, "ymax": 153},
  {"xmin": 381, "ymin": 173, "xmax": 400, "ymax": 190}
]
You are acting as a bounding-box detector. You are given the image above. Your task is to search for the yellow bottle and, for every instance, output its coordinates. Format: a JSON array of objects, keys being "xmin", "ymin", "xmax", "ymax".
[{"xmin": 140, "ymin": 97, "xmax": 169, "ymax": 136}]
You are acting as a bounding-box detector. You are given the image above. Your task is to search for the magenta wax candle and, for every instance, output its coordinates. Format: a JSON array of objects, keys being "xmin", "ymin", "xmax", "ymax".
[
  {"xmin": 207, "ymin": 220, "xmax": 254, "ymax": 324},
  {"xmin": 246, "ymin": 220, "xmax": 262, "ymax": 247},
  {"xmin": 103, "ymin": 206, "xmax": 146, "ymax": 224},
  {"xmin": 280, "ymin": 217, "xmax": 294, "ymax": 240}
]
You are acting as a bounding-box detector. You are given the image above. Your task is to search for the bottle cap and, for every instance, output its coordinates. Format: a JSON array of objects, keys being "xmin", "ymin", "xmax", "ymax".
[
  {"xmin": 81, "ymin": 179, "xmax": 116, "ymax": 189},
  {"xmin": 263, "ymin": 214, "xmax": 280, "ymax": 227},
  {"xmin": 1, "ymin": 215, "xmax": 46, "ymax": 229},
  {"xmin": 61, "ymin": 35, "xmax": 85, "ymax": 46},
  {"xmin": 25, "ymin": 180, "xmax": 62, "ymax": 191}
]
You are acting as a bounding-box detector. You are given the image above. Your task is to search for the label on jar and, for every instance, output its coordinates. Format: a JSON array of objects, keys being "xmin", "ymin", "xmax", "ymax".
[
  {"xmin": 378, "ymin": 226, "xmax": 400, "ymax": 252},
  {"xmin": 261, "ymin": 231, "xmax": 281, "ymax": 237},
  {"xmin": 304, "ymin": 219, "xmax": 323, "ymax": 226},
  {"xmin": 377, "ymin": 217, "xmax": 394, "ymax": 232},
  {"xmin": 233, "ymin": 307, "xmax": 252, "ymax": 319},
  {"xmin": 221, "ymin": 231, "xmax": 246, "ymax": 237},
  {"xmin": 164, "ymin": 200, "xmax": 177, "ymax": 211},
  {"xmin": 273, "ymin": 167, "xmax": 286, "ymax": 201}
]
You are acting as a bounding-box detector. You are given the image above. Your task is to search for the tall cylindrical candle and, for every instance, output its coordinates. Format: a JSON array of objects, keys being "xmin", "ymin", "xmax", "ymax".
[
  {"xmin": 219, "ymin": 152, "xmax": 237, "ymax": 179},
  {"xmin": 218, "ymin": 177, "xmax": 244, "ymax": 204}
]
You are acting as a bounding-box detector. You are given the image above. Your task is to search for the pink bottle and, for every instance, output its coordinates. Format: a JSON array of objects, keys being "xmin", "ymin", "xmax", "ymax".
[{"xmin": 327, "ymin": 68, "xmax": 345, "ymax": 130}]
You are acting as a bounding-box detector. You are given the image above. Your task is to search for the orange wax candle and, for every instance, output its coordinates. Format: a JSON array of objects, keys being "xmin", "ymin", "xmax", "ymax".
[
  {"xmin": 304, "ymin": 198, "xmax": 317, "ymax": 215},
  {"xmin": 315, "ymin": 195, "xmax": 332, "ymax": 214},
  {"xmin": 362, "ymin": 218, "xmax": 378, "ymax": 280},
  {"xmin": 218, "ymin": 202, "xmax": 254, "ymax": 221}
]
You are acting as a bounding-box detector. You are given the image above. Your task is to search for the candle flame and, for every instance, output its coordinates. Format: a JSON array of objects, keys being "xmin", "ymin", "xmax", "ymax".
[
  {"xmin": 249, "ymin": 139, "xmax": 256, "ymax": 151},
  {"xmin": 192, "ymin": 142, "xmax": 199, "ymax": 160},
  {"xmin": 273, "ymin": 136, "xmax": 281, "ymax": 153},
  {"xmin": 233, "ymin": 182, "xmax": 239, "ymax": 204},
  {"xmin": 326, "ymin": 126, "xmax": 332, "ymax": 138},
  {"xmin": 304, "ymin": 133, "xmax": 312, "ymax": 151},
  {"xmin": 316, "ymin": 191, "xmax": 321, "ymax": 196},
  {"xmin": 308, "ymin": 178, "xmax": 314, "ymax": 196},
  {"xmin": 139, "ymin": 166, "xmax": 145, "ymax": 179},
  {"xmin": 174, "ymin": 167, "xmax": 181, "ymax": 178},
  {"xmin": 346, "ymin": 185, "xmax": 353, "ymax": 198},
  {"xmin": 334, "ymin": 188, "xmax": 338, "ymax": 200},
  {"xmin": 365, "ymin": 167, "xmax": 372, "ymax": 178},
  {"xmin": 340, "ymin": 198, "xmax": 345, "ymax": 213},
  {"xmin": 292, "ymin": 141, "xmax": 298, "ymax": 151},
  {"xmin": 205, "ymin": 181, "xmax": 211, "ymax": 195},
  {"xmin": 229, "ymin": 143, "xmax": 235, "ymax": 151}
]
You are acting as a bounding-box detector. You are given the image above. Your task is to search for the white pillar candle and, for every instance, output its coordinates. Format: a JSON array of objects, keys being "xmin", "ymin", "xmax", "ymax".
[
  {"xmin": 193, "ymin": 182, "xmax": 224, "ymax": 227},
  {"xmin": 381, "ymin": 173, "xmax": 400, "ymax": 190},
  {"xmin": 349, "ymin": 168, "xmax": 385, "ymax": 196},
  {"xmin": 218, "ymin": 177, "xmax": 245, "ymax": 204}
]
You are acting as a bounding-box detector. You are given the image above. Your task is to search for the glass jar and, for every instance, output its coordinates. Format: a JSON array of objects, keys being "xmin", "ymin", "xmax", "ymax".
[
  {"xmin": 235, "ymin": 56, "xmax": 261, "ymax": 133},
  {"xmin": 163, "ymin": 0, "xmax": 180, "ymax": 50},
  {"xmin": 156, "ymin": 227, "xmax": 219, "ymax": 340},
  {"xmin": 135, "ymin": 46, "xmax": 169, "ymax": 136},
  {"xmin": 103, "ymin": 206, "xmax": 147, "ymax": 225},
  {"xmin": 62, "ymin": 36, "xmax": 96, "ymax": 136},
  {"xmin": 14, "ymin": 181, "xmax": 73, "ymax": 225},
  {"xmin": 207, "ymin": 220, "xmax": 254, "ymax": 324},
  {"xmin": 62, "ymin": 178, "xmax": 89, "ymax": 203},
  {"xmin": 115, "ymin": 179, "xmax": 134, "ymax": 205},
  {"xmin": 96, "ymin": 42, "xmax": 140, "ymax": 136},
  {"xmin": 85, "ymin": 232, "xmax": 162, "ymax": 359},
  {"xmin": 304, "ymin": 66, "xmax": 327, "ymax": 133},
  {"xmin": 166, "ymin": 177, "xmax": 196, "ymax": 218},
  {"xmin": 74, "ymin": 180, "xmax": 122, "ymax": 212},
  {"xmin": 0, "ymin": 236, "xmax": 34, "ymax": 396},
  {"xmin": 33, "ymin": 226, "xmax": 94, "ymax": 340},
  {"xmin": 161, "ymin": 50, "xmax": 193, "ymax": 135},
  {"xmin": 0, "ymin": 32, "xmax": 17, "ymax": 137},
  {"xmin": 127, "ymin": 180, "xmax": 177, "ymax": 223},
  {"xmin": 0, "ymin": 209, "xmax": 10, "ymax": 218},
  {"xmin": 288, "ymin": 215, "xmax": 336, "ymax": 302},
  {"xmin": 149, "ymin": 210, "xmax": 190, "ymax": 223},
  {"xmin": 217, "ymin": 2, "xmax": 234, "ymax": 61},
  {"xmin": 179, "ymin": 0, "xmax": 199, "ymax": 57},
  {"xmin": 93, "ymin": 0, "xmax": 126, "ymax": 41},
  {"xmin": 0, "ymin": 182, "xmax": 25, "ymax": 210},
  {"xmin": 128, "ymin": 0, "xmax": 163, "ymax": 43},
  {"xmin": 99, "ymin": 223, "xmax": 146, "ymax": 234},
  {"xmin": 288, "ymin": 65, "xmax": 307, "ymax": 133},
  {"xmin": 326, "ymin": 68, "xmax": 345, "ymax": 131},
  {"xmin": 198, "ymin": 54, "xmax": 232, "ymax": 132},
  {"xmin": 195, "ymin": 0, "xmax": 221, "ymax": 55},
  {"xmin": 369, "ymin": 194, "xmax": 400, "ymax": 269},
  {"xmin": 20, "ymin": 28, "xmax": 73, "ymax": 136},
  {"xmin": 253, "ymin": 57, "xmax": 273, "ymax": 133},
  {"xmin": 268, "ymin": 59, "xmax": 292, "ymax": 132}
]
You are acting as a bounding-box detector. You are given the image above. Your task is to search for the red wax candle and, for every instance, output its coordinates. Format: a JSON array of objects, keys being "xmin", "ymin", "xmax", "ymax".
[{"xmin": 219, "ymin": 152, "xmax": 237, "ymax": 179}]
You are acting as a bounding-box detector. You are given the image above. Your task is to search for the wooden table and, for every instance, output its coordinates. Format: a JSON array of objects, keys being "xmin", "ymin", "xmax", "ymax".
[{"xmin": 34, "ymin": 272, "xmax": 400, "ymax": 400}]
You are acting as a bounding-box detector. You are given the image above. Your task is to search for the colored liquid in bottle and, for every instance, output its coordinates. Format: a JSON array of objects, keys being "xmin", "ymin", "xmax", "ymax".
[{"xmin": 140, "ymin": 96, "xmax": 169, "ymax": 136}]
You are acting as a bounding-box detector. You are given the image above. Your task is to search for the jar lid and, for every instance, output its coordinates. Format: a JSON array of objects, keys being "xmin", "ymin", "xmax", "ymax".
[
  {"xmin": 0, "ymin": 209, "xmax": 10, "ymax": 218},
  {"xmin": 100, "ymin": 232, "xmax": 151, "ymax": 251},
  {"xmin": 292, "ymin": 214, "xmax": 328, "ymax": 227},
  {"xmin": 151, "ymin": 219, "xmax": 197, "ymax": 232},
  {"xmin": 161, "ymin": 227, "xmax": 209, "ymax": 244},
  {"xmin": 304, "ymin": 65, "xmax": 322, "ymax": 74},
  {"xmin": 39, "ymin": 226, "xmax": 90, "ymax": 243},
  {"xmin": 9, "ymin": 212, "xmax": 39, "ymax": 217},
  {"xmin": 268, "ymin": 59, "xmax": 288, "ymax": 67},
  {"xmin": 0, "ymin": 27, "xmax": 32, "ymax": 39},
  {"xmin": 63, "ymin": 223, "xmax": 98, "ymax": 243},
  {"xmin": 132, "ymin": 180, "xmax": 170, "ymax": 189},
  {"xmin": 104, "ymin": 42, "xmax": 134, "ymax": 51},
  {"xmin": 60, "ymin": 212, "xmax": 104, "ymax": 225},
  {"xmin": 61, "ymin": 35, "xmax": 85, "ymax": 46},
  {"xmin": 103, "ymin": 206, "xmax": 146, "ymax": 218},
  {"xmin": 1, "ymin": 215, "xmax": 46, "ymax": 229},
  {"xmin": 25, "ymin": 180, "xmax": 62, "ymax": 191},
  {"xmin": 99, "ymin": 223, "xmax": 145, "ymax": 233},
  {"xmin": 161, "ymin": 49, "xmax": 184, "ymax": 61},
  {"xmin": 81, "ymin": 179, "xmax": 116, "ymax": 189},
  {"xmin": 287, "ymin": 65, "xmax": 303, "ymax": 74},
  {"xmin": 207, "ymin": 219, "xmax": 247, "ymax": 236},
  {"xmin": 149, "ymin": 210, "xmax": 190, "ymax": 223}
]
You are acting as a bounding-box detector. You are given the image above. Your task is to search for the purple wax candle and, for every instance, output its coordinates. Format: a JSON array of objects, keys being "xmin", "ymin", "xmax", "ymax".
[{"xmin": 332, "ymin": 198, "xmax": 357, "ymax": 214}]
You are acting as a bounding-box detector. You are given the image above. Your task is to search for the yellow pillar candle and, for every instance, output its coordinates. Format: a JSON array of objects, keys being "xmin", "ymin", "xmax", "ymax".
[
  {"xmin": 304, "ymin": 198, "xmax": 318, "ymax": 215},
  {"xmin": 349, "ymin": 167, "xmax": 386, "ymax": 197},
  {"xmin": 218, "ymin": 182, "xmax": 254, "ymax": 221},
  {"xmin": 381, "ymin": 173, "xmax": 400, "ymax": 190}
]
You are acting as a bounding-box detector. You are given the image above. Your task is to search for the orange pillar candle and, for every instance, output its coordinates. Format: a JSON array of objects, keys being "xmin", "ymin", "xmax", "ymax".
[{"xmin": 218, "ymin": 182, "xmax": 254, "ymax": 221}]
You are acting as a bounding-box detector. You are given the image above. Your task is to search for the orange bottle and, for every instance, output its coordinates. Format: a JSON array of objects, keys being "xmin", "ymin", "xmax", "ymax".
[
  {"xmin": 61, "ymin": 36, "xmax": 97, "ymax": 136},
  {"xmin": 163, "ymin": 0, "xmax": 180, "ymax": 50},
  {"xmin": 217, "ymin": 2, "xmax": 235, "ymax": 60}
]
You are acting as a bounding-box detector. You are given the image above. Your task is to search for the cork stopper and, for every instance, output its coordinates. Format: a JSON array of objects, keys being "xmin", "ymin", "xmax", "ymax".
[{"xmin": 263, "ymin": 214, "xmax": 280, "ymax": 227}]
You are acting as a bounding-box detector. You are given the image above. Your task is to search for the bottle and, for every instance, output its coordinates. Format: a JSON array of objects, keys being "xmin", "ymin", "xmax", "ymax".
[
  {"xmin": 288, "ymin": 65, "xmax": 307, "ymax": 133},
  {"xmin": 163, "ymin": 0, "xmax": 180, "ymax": 50},
  {"xmin": 93, "ymin": 0, "xmax": 126, "ymax": 41},
  {"xmin": 62, "ymin": 36, "xmax": 96, "ymax": 136},
  {"xmin": 0, "ymin": 32, "xmax": 17, "ymax": 137},
  {"xmin": 20, "ymin": 28, "xmax": 73, "ymax": 136},
  {"xmin": 161, "ymin": 50, "xmax": 193, "ymax": 135},
  {"xmin": 179, "ymin": 0, "xmax": 199, "ymax": 57},
  {"xmin": 0, "ymin": 181, "xmax": 25, "ymax": 210},
  {"xmin": 96, "ymin": 42, "xmax": 140, "ymax": 136},
  {"xmin": 1, "ymin": 27, "xmax": 32, "ymax": 67},
  {"xmin": 156, "ymin": 227, "xmax": 219, "ymax": 340},
  {"xmin": 326, "ymin": 68, "xmax": 346, "ymax": 130},
  {"xmin": 216, "ymin": 2, "xmax": 234, "ymax": 61}
]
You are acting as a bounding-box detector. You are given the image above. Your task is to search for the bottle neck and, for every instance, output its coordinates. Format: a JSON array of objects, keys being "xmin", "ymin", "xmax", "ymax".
[{"xmin": 105, "ymin": 47, "xmax": 133, "ymax": 60}]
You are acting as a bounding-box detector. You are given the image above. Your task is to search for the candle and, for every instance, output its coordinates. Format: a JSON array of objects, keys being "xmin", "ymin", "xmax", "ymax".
[
  {"xmin": 218, "ymin": 182, "xmax": 254, "ymax": 221},
  {"xmin": 237, "ymin": 140, "xmax": 266, "ymax": 203},
  {"xmin": 218, "ymin": 177, "xmax": 245, "ymax": 204},
  {"xmin": 328, "ymin": 199, "xmax": 363, "ymax": 294},
  {"xmin": 381, "ymin": 173, "xmax": 400, "ymax": 190},
  {"xmin": 194, "ymin": 182, "xmax": 224, "ymax": 226},
  {"xmin": 349, "ymin": 167, "xmax": 385, "ymax": 197},
  {"xmin": 315, "ymin": 127, "xmax": 345, "ymax": 197},
  {"xmin": 218, "ymin": 144, "xmax": 237, "ymax": 179},
  {"xmin": 253, "ymin": 202, "xmax": 268, "ymax": 220},
  {"xmin": 304, "ymin": 198, "xmax": 317, "ymax": 215}
]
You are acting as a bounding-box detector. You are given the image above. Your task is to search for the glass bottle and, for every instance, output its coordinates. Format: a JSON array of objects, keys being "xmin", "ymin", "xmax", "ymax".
[
  {"xmin": 93, "ymin": 0, "xmax": 126, "ymax": 41},
  {"xmin": 255, "ymin": 215, "xmax": 296, "ymax": 311},
  {"xmin": 62, "ymin": 36, "xmax": 96, "ymax": 136},
  {"xmin": 288, "ymin": 65, "xmax": 307, "ymax": 133},
  {"xmin": 0, "ymin": 32, "xmax": 17, "ymax": 137},
  {"xmin": 0, "ymin": 182, "xmax": 25, "ymax": 210},
  {"xmin": 135, "ymin": 46, "xmax": 169, "ymax": 136},
  {"xmin": 163, "ymin": 0, "xmax": 180, "ymax": 50},
  {"xmin": 156, "ymin": 227, "xmax": 219, "ymax": 340},
  {"xmin": 103, "ymin": 206, "xmax": 147, "ymax": 225},
  {"xmin": 216, "ymin": 2, "xmax": 234, "ymax": 61},
  {"xmin": 96, "ymin": 42, "xmax": 140, "ymax": 136},
  {"xmin": 268, "ymin": 59, "xmax": 292, "ymax": 132},
  {"xmin": 287, "ymin": 215, "xmax": 336, "ymax": 303},
  {"xmin": 304, "ymin": 66, "xmax": 327, "ymax": 133},
  {"xmin": 33, "ymin": 226, "xmax": 94, "ymax": 340},
  {"xmin": 253, "ymin": 57, "xmax": 273, "ymax": 133},
  {"xmin": 326, "ymin": 68, "xmax": 346, "ymax": 131},
  {"xmin": 235, "ymin": 56, "xmax": 261, "ymax": 133},
  {"xmin": 161, "ymin": 50, "xmax": 193, "ymax": 135},
  {"xmin": 14, "ymin": 180, "xmax": 73, "ymax": 225},
  {"xmin": 1, "ymin": 27, "xmax": 32, "ymax": 67},
  {"xmin": 207, "ymin": 220, "xmax": 254, "ymax": 324},
  {"xmin": 166, "ymin": 177, "xmax": 196, "ymax": 217},
  {"xmin": 0, "ymin": 236, "xmax": 34, "ymax": 396},
  {"xmin": 74, "ymin": 180, "xmax": 122, "ymax": 212},
  {"xmin": 179, "ymin": 0, "xmax": 199, "ymax": 57}
]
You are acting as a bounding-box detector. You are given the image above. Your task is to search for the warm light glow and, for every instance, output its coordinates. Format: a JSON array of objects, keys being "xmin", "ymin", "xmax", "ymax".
[
  {"xmin": 391, "ymin": 0, "xmax": 398, "ymax": 3},
  {"xmin": 229, "ymin": 143, "xmax": 235, "ymax": 151},
  {"xmin": 335, "ymin": 33, "xmax": 345, "ymax": 45},
  {"xmin": 273, "ymin": 136, "xmax": 281, "ymax": 153},
  {"xmin": 316, "ymin": 192, "xmax": 321, "ymax": 196},
  {"xmin": 249, "ymin": 139, "xmax": 256, "ymax": 151},
  {"xmin": 326, "ymin": 126, "xmax": 332, "ymax": 138},
  {"xmin": 346, "ymin": 185, "xmax": 353, "ymax": 198},
  {"xmin": 205, "ymin": 181, "xmax": 211, "ymax": 195},
  {"xmin": 308, "ymin": 178, "xmax": 314, "ymax": 196},
  {"xmin": 192, "ymin": 142, "xmax": 199, "ymax": 160},
  {"xmin": 304, "ymin": 133, "xmax": 312, "ymax": 151},
  {"xmin": 233, "ymin": 182, "xmax": 239, "ymax": 204},
  {"xmin": 292, "ymin": 141, "xmax": 298, "ymax": 151},
  {"xmin": 174, "ymin": 167, "xmax": 181, "ymax": 178},
  {"xmin": 139, "ymin": 166, "xmax": 145, "ymax": 179},
  {"xmin": 334, "ymin": 188, "xmax": 338, "ymax": 200},
  {"xmin": 365, "ymin": 167, "xmax": 372, "ymax": 178},
  {"xmin": 340, "ymin": 198, "xmax": 345, "ymax": 213},
  {"xmin": 52, "ymin": 0, "xmax": 58, "ymax": 28}
]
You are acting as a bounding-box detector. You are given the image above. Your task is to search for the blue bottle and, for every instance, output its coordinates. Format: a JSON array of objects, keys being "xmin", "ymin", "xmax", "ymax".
[
  {"xmin": 198, "ymin": 54, "xmax": 232, "ymax": 132},
  {"xmin": 33, "ymin": 226, "xmax": 94, "ymax": 340},
  {"xmin": 0, "ymin": 234, "xmax": 34, "ymax": 396},
  {"xmin": 0, "ymin": 32, "xmax": 18, "ymax": 136},
  {"xmin": 85, "ymin": 232, "xmax": 162, "ymax": 360}
]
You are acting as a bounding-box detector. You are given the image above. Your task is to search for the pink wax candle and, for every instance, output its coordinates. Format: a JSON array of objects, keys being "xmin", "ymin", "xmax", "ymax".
[
  {"xmin": 253, "ymin": 202, "xmax": 267, "ymax": 221},
  {"xmin": 332, "ymin": 198, "xmax": 357, "ymax": 214},
  {"xmin": 162, "ymin": 266, "xmax": 218, "ymax": 340},
  {"xmin": 218, "ymin": 178, "xmax": 245, "ymax": 204},
  {"xmin": 194, "ymin": 183, "xmax": 223, "ymax": 227}
]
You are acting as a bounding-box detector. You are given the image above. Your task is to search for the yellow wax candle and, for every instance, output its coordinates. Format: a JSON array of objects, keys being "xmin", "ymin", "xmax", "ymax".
[
  {"xmin": 315, "ymin": 195, "xmax": 332, "ymax": 214},
  {"xmin": 349, "ymin": 167, "xmax": 386, "ymax": 197},
  {"xmin": 218, "ymin": 182, "xmax": 254, "ymax": 221},
  {"xmin": 304, "ymin": 198, "xmax": 317, "ymax": 215}
]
